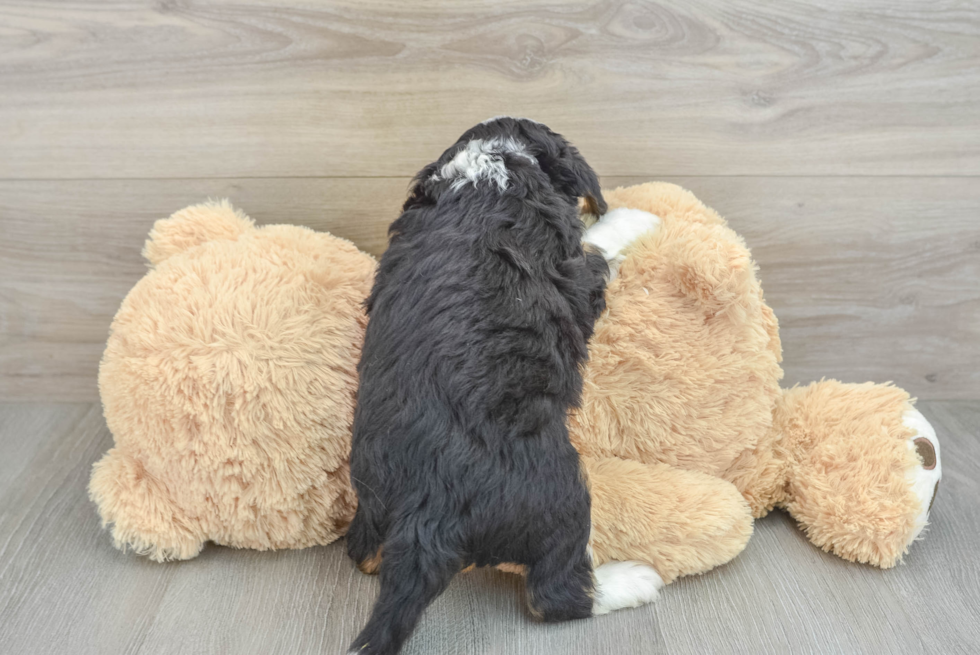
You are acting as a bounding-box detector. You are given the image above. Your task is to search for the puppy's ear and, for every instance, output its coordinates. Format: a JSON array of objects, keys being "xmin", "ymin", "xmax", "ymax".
[
  {"xmin": 567, "ymin": 156, "xmax": 607, "ymax": 217},
  {"xmin": 522, "ymin": 123, "xmax": 607, "ymax": 216},
  {"xmin": 403, "ymin": 162, "xmax": 440, "ymax": 211}
]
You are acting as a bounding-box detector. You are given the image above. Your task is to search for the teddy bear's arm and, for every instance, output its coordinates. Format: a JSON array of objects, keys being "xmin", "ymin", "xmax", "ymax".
[{"xmin": 585, "ymin": 456, "xmax": 753, "ymax": 584}]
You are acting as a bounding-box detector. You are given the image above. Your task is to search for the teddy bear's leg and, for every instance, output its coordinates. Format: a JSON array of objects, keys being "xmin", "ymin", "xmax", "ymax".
[
  {"xmin": 775, "ymin": 381, "xmax": 942, "ymax": 568},
  {"xmin": 142, "ymin": 200, "xmax": 253, "ymax": 266},
  {"xmin": 584, "ymin": 456, "xmax": 754, "ymax": 585},
  {"xmin": 88, "ymin": 448, "xmax": 206, "ymax": 561}
]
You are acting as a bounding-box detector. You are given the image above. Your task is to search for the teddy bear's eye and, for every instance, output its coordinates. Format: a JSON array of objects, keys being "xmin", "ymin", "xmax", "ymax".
[{"xmin": 913, "ymin": 437, "xmax": 937, "ymax": 470}]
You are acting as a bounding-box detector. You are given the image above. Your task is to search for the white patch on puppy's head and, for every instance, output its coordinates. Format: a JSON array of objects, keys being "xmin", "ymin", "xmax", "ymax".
[{"xmin": 430, "ymin": 137, "xmax": 536, "ymax": 192}]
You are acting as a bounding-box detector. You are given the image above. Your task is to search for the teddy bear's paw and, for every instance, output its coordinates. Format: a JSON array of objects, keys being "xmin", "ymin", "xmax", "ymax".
[
  {"xmin": 903, "ymin": 407, "xmax": 942, "ymax": 544},
  {"xmin": 592, "ymin": 560, "xmax": 663, "ymax": 616},
  {"xmin": 582, "ymin": 207, "xmax": 661, "ymax": 280}
]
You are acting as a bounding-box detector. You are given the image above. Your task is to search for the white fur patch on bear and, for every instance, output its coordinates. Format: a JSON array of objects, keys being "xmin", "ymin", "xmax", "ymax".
[
  {"xmin": 430, "ymin": 137, "xmax": 535, "ymax": 192},
  {"xmin": 583, "ymin": 208, "xmax": 662, "ymax": 280},
  {"xmin": 592, "ymin": 560, "xmax": 663, "ymax": 616},
  {"xmin": 903, "ymin": 408, "xmax": 942, "ymax": 544}
]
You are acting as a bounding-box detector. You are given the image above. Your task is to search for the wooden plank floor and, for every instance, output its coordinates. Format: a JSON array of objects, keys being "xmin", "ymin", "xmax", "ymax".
[
  {"xmin": 0, "ymin": 401, "xmax": 977, "ymax": 654},
  {"xmin": 2, "ymin": 1, "xmax": 979, "ymax": 179},
  {"xmin": 1, "ymin": 0, "xmax": 980, "ymax": 402},
  {"xmin": 2, "ymin": 176, "xmax": 978, "ymax": 402}
]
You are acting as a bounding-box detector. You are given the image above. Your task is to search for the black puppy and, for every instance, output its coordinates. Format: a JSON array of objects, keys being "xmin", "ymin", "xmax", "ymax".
[{"xmin": 346, "ymin": 117, "xmax": 657, "ymax": 655}]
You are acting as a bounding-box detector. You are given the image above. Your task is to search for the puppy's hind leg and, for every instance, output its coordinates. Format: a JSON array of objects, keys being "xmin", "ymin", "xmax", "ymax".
[
  {"xmin": 346, "ymin": 505, "xmax": 386, "ymax": 575},
  {"xmin": 524, "ymin": 532, "xmax": 662, "ymax": 620},
  {"xmin": 525, "ymin": 539, "xmax": 595, "ymax": 622},
  {"xmin": 348, "ymin": 526, "xmax": 460, "ymax": 655},
  {"xmin": 592, "ymin": 560, "xmax": 663, "ymax": 616}
]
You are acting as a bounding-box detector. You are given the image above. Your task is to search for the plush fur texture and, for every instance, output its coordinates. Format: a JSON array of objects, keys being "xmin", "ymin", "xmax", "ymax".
[
  {"xmin": 578, "ymin": 183, "xmax": 939, "ymax": 570},
  {"xmin": 772, "ymin": 381, "xmax": 927, "ymax": 567},
  {"xmin": 91, "ymin": 201, "xmax": 374, "ymax": 561},
  {"xmin": 346, "ymin": 119, "xmax": 610, "ymax": 655},
  {"xmin": 91, "ymin": 182, "xmax": 940, "ymax": 584}
]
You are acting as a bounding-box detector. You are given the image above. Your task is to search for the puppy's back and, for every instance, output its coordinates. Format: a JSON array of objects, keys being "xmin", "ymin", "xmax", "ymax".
[{"xmin": 346, "ymin": 118, "xmax": 609, "ymax": 655}]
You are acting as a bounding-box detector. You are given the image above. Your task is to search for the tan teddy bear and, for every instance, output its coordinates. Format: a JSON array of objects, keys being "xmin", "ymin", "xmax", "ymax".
[
  {"xmin": 90, "ymin": 183, "xmax": 941, "ymax": 584},
  {"xmin": 91, "ymin": 201, "xmax": 374, "ymax": 560},
  {"xmin": 578, "ymin": 184, "xmax": 941, "ymax": 579}
]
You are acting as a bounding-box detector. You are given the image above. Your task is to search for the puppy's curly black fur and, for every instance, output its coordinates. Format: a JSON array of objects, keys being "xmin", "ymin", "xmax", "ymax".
[{"xmin": 346, "ymin": 118, "xmax": 609, "ymax": 655}]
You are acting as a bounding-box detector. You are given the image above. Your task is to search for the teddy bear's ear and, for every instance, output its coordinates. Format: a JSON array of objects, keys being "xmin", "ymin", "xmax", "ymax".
[{"xmin": 142, "ymin": 199, "xmax": 254, "ymax": 266}]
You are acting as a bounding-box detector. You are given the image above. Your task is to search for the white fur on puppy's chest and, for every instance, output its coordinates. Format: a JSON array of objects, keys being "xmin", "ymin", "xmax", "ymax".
[
  {"xmin": 583, "ymin": 208, "xmax": 662, "ymax": 279},
  {"xmin": 592, "ymin": 560, "xmax": 663, "ymax": 616}
]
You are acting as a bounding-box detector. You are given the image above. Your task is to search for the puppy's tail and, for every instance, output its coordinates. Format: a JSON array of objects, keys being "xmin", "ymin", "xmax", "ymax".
[{"xmin": 348, "ymin": 524, "xmax": 459, "ymax": 655}]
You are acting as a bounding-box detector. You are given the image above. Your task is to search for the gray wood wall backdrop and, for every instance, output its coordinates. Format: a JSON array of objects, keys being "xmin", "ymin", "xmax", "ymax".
[{"xmin": 1, "ymin": 0, "xmax": 978, "ymax": 402}]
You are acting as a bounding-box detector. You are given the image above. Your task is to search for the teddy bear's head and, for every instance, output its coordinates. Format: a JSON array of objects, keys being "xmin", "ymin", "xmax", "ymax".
[{"xmin": 90, "ymin": 201, "xmax": 375, "ymax": 561}]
